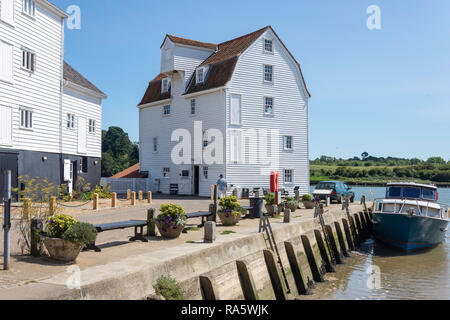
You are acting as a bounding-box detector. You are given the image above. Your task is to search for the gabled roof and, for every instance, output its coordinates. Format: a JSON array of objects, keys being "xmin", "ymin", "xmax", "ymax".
[
  {"xmin": 63, "ymin": 61, "xmax": 106, "ymax": 98},
  {"xmin": 139, "ymin": 73, "xmax": 172, "ymax": 106},
  {"xmin": 161, "ymin": 35, "xmax": 217, "ymax": 51},
  {"xmin": 110, "ymin": 163, "xmax": 148, "ymax": 179},
  {"xmin": 139, "ymin": 26, "xmax": 310, "ymax": 106}
]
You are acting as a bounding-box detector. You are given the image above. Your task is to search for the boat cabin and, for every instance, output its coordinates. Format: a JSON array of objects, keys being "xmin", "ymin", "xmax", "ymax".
[{"xmin": 386, "ymin": 183, "xmax": 438, "ymax": 202}]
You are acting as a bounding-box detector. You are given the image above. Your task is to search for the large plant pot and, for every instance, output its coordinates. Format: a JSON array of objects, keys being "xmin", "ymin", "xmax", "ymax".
[
  {"xmin": 43, "ymin": 238, "xmax": 84, "ymax": 262},
  {"xmin": 156, "ymin": 220, "xmax": 185, "ymax": 239},
  {"xmin": 218, "ymin": 210, "xmax": 241, "ymax": 226},
  {"xmin": 287, "ymin": 203, "xmax": 298, "ymax": 213},
  {"xmin": 303, "ymin": 200, "xmax": 316, "ymax": 209}
]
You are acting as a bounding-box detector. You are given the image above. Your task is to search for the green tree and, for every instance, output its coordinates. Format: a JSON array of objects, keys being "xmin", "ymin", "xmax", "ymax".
[
  {"xmin": 102, "ymin": 126, "xmax": 139, "ymax": 177},
  {"xmin": 426, "ymin": 157, "xmax": 446, "ymax": 165}
]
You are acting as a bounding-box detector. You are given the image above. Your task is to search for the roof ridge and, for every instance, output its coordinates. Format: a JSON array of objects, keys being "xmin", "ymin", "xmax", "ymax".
[{"xmin": 218, "ymin": 26, "xmax": 271, "ymax": 46}]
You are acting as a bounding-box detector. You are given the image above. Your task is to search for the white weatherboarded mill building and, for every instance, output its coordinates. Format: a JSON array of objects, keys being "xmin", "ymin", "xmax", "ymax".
[{"xmin": 138, "ymin": 26, "xmax": 311, "ymax": 197}]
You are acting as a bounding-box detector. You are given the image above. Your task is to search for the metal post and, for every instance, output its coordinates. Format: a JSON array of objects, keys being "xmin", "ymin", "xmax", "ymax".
[{"xmin": 3, "ymin": 170, "xmax": 12, "ymax": 270}]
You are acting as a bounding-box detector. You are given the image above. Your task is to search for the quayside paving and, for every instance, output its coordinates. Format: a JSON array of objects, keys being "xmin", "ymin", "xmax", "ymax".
[{"xmin": 0, "ymin": 197, "xmax": 372, "ymax": 300}]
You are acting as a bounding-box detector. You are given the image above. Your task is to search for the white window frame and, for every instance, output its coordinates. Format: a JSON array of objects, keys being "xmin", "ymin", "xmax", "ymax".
[
  {"xmin": 163, "ymin": 167, "xmax": 170, "ymax": 178},
  {"xmin": 163, "ymin": 104, "xmax": 171, "ymax": 116},
  {"xmin": 263, "ymin": 64, "xmax": 274, "ymax": 83},
  {"xmin": 66, "ymin": 113, "xmax": 75, "ymax": 129},
  {"xmin": 264, "ymin": 96, "xmax": 274, "ymax": 115},
  {"xmin": 153, "ymin": 137, "xmax": 158, "ymax": 153},
  {"xmin": 264, "ymin": 38, "xmax": 274, "ymax": 53},
  {"xmin": 79, "ymin": 156, "xmax": 88, "ymax": 174},
  {"xmin": 202, "ymin": 130, "xmax": 209, "ymax": 149},
  {"xmin": 283, "ymin": 135, "xmax": 293, "ymax": 151},
  {"xmin": 230, "ymin": 93, "xmax": 242, "ymax": 126},
  {"xmin": 229, "ymin": 129, "xmax": 243, "ymax": 164},
  {"xmin": 181, "ymin": 170, "xmax": 190, "ymax": 179},
  {"xmin": 161, "ymin": 77, "xmax": 170, "ymax": 93},
  {"xmin": 284, "ymin": 169, "xmax": 294, "ymax": 184},
  {"xmin": 0, "ymin": 40, "xmax": 14, "ymax": 83},
  {"xmin": 21, "ymin": 48, "xmax": 36, "ymax": 72},
  {"xmin": 202, "ymin": 166, "xmax": 208, "ymax": 180},
  {"xmin": 88, "ymin": 119, "xmax": 96, "ymax": 134},
  {"xmin": 0, "ymin": 0, "xmax": 15, "ymax": 25},
  {"xmin": 190, "ymin": 99, "xmax": 196, "ymax": 116},
  {"xmin": 196, "ymin": 67, "xmax": 205, "ymax": 84},
  {"xmin": 22, "ymin": 0, "xmax": 36, "ymax": 17},
  {"xmin": 20, "ymin": 107, "xmax": 33, "ymax": 130}
]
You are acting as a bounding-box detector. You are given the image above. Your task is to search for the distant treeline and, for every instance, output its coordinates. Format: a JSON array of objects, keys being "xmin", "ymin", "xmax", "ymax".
[{"xmin": 310, "ymin": 155, "xmax": 450, "ymax": 183}]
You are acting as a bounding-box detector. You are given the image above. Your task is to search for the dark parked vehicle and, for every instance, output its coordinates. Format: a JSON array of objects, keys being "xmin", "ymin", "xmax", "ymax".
[{"xmin": 313, "ymin": 181, "xmax": 355, "ymax": 203}]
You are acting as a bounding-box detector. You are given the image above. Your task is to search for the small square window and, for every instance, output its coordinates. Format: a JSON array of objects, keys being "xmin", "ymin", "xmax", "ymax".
[
  {"xmin": 181, "ymin": 170, "xmax": 190, "ymax": 178},
  {"xmin": 264, "ymin": 39, "xmax": 273, "ymax": 53},
  {"xmin": 163, "ymin": 168, "xmax": 170, "ymax": 178},
  {"xmin": 162, "ymin": 77, "xmax": 170, "ymax": 93},
  {"xmin": 67, "ymin": 114, "xmax": 75, "ymax": 129},
  {"xmin": 284, "ymin": 169, "xmax": 294, "ymax": 183},
  {"xmin": 163, "ymin": 105, "xmax": 171, "ymax": 116},
  {"xmin": 21, "ymin": 49, "xmax": 36, "ymax": 72},
  {"xmin": 264, "ymin": 97, "xmax": 274, "ymax": 115},
  {"xmin": 264, "ymin": 64, "xmax": 273, "ymax": 82},
  {"xmin": 20, "ymin": 108, "xmax": 33, "ymax": 129},
  {"xmin": 283, "ymin": 136, "xmax": 293, "ymax": 150}
]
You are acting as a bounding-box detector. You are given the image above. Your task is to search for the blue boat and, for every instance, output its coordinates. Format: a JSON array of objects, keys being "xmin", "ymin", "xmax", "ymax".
[{"xmin": 372, "ymin": 182, "xmax": 449, "ymax": 252}]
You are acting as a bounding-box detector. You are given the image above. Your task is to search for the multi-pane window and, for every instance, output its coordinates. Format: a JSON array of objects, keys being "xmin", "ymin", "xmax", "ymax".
[
  {"xmin": 153, "ymin": 137, "xmax": 158, "ymax": 152},
  {"xmin": 196, "ymin": 68, "xmax": 204, "ymax": 83},
  {"xmin": 21, "ymin": 49, "xmax": 36, "ymax": 72},
  {"xmin": 80, "ymin": 156, "xmax": 88, "ymax": 173},
  {"xmin": 264, "ymin": 97, "xmax": 274, "ymax": 114},
  {"xmin": 283, "ymin": 136, "xmax": 293, "ymax": 150},
  {"xmin": 162, "ymin": 77, "xmax": 170, "ymax": 93},
  {"xmin": 203, "ymin": 166, "xmax": 208, "ymax": 180},
  {"xmin": 264, "ymin": 39, "xmax": 273, "ymax": 53},
  {"xmin": 163, "ymin": 168, "xmax": 170, "ymax": 178},
  {"xmin": 20, "ymin": 108, "xmax": 33, "ymax": 129},
  {"xmin": 88, "ymin": 119, "xmax": 96, "ymax": 133},
  {"xmin": 203, "ymin": 130, "xmax": 209, "ymax": 148},
  {"xmin": 23, "ymin": 0, "xmax": 36, "ymax": 17},
  {"xmin": 284, "ymin": 169, "xmax": 293, "ymax": 183},
  {"xmin": 67, "ymin": 113, "xmax": 75, "ymax": 129},
  {"xmin": 264, "ymin": 64, "xmax": 273, "ymax": 82},
  {"xmin": 163, "ymin": 105, "xmax": 171, "ymax": 116},
  {"xmin": 181, "ymin": 170, "xmax": 190, "ymax": 178},
  {"xmin": 190, "ymin": 99, "xmax": 196, "ymax": 115}
]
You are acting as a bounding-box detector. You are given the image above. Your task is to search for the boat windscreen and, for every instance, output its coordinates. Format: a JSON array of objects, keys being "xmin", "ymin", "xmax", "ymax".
[
  {"xmin": 422, "ymin": 188, "xmax": 436, "ymax": 200},
  {"xmin": 402, "ymin": 187, "xmax": 421, "ymax": 199},
  {"xmin": 387, "ymin": 186, "xmax": 435, "ymax": 200},
  {"xmin": 387, "ymin": 187, "xmax": 402, "ymax": 197}
]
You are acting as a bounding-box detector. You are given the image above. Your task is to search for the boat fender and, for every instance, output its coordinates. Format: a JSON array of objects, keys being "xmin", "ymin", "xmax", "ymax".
[
  {"xmin": 407, "ymin": 209, "xmax": 415, "ymax": 218},
  {"xmin": 440, "ymin": 227, "xmax": 448, "ymax": 232}
]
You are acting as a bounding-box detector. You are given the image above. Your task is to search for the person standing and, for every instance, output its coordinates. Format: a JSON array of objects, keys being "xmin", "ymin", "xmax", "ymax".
[{"xmin": 217, "ymin": 174, "xmax": 228, "ymax": 199}]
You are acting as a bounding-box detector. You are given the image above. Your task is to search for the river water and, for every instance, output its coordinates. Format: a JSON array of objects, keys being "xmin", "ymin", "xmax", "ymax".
[{"xmin": 302, "ymin": 186, "xmax": 450, "ymax": 300}]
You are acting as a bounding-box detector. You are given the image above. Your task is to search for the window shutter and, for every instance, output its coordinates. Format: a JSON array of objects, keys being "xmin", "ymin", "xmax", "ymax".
[
  {"xmin": 230, "ymin": 130, "xmax": 242, "ymax": 163},
  {"xmin": 0, "ymin": 106, "xmax": 12, "ymax": 146},
  {"xmin": 0, "ymin": 41, "xmax": 13, "ymax": 82},
  {"xmin": 0, "ymin": 0, "xmax": 14, "ymax": 25},
  {"xmin": 32, "ymin": 53, "xmax": 36, "ymax": 72},
  {"xmin": 230, "ymin": 94, "xmax": 241, "ymax": 125}
]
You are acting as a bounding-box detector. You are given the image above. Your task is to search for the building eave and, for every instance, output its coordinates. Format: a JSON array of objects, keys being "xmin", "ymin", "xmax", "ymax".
[
  {"xmin": 182, "ymin": 86, "xmax": 226, "ymax": 99},
  {"xmin": 64, "ymin": 80, "xmax": 107, "ymax": 100},
  {"xmin": 138, "ymin": 98, "xmax": 172, "ymax": 109},
  {"xmin": 36, "ymin": 0, "xmax": 69, "ymax": 19}
]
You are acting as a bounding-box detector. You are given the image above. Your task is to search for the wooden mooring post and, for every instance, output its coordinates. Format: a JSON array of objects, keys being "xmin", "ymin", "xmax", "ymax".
[
  {"xmin": 93, "ymin": 193, "xmax": 99, "ymax": 210},
  {"xmin": 49, "ymin": 197, "xmax": 57, "ymax": 215},
  {"xmin": 111, "ymin": 192, "xmax": 117, "ymax": 208},
  {"xmin": 147, "ymin": 191, "xmax": 152, "ymax": 204}
]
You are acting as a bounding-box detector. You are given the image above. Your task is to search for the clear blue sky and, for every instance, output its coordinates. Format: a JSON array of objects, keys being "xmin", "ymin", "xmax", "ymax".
[{"xmin": 53, "ymin": 0, "xmax": 450, "ymax": 161}]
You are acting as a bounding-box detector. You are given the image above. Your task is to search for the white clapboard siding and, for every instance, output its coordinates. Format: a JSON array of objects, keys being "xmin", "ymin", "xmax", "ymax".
[
  {"xmin": 62, "ymin": 87, "xmax": 102, "ymax": 158},
  {"xmin": 139, "ymin": 71, "xmax": 226, "ymax": 196},
  {"xmin": 0, "ymin": 105, "xmax": 12, "ymax": 145},
  {"xmin": 0, "ymin": 0, "xmax": 64, "ymax": 154},
  {"xmin": 226, "ymin": 29, "xmax": 310, "ymax": 195}
]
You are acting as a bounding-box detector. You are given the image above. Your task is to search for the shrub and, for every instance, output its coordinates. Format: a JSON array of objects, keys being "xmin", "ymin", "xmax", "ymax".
[
  {"xmin": 301, "ymin": 194, "xmax": 313, "ymax": 202},
  {"xmin": 284, "ymin": 196, "xmax": 298, "ymax": 204},
  {"xmin": 62, "ymin": 222, "xmax": 98, "ymax": 245},
  {"xmin": 153, "ymin": 275, "xmax": 185, "ymax": 300},
  {"xmin": 46, "ymin": 214, "xmax": 77, "ymax": 238},
  {"xmin": 82, "ymin": 185, "xmax": 112, "ymax": 200},
  {"xmin": 157, "ymin": 204, "xmax": 187, "ymax": 229},
  {"xmin": 219, "ymin": 196, "xmax": 241, "ymax": 211},
  {"xmin": 265, "ymin": 193, "xmax": 275, "ymax": 206}
]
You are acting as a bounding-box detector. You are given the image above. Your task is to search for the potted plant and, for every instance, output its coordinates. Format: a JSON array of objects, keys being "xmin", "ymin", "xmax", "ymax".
[
  {"xmin": 284, "ymin": 196, "xmax": 299, "ymax": 212},
  {"xmin": 302, "ymin": 194, "xmax": 315, "ymax": 209},
  {"xmin": 218, "ymin": 196, "xmax": 244, "ymax": 226},
  {"xmin": 43, "ymin": 214, "xmax": 98, "ymax": 262},
  {"xmin": 156, "ymin": 204, "xmax": 187, "ymax": 239},
  {"xmin": 264, "ymin": 193, "xmax": 281, "ymax": 217}
]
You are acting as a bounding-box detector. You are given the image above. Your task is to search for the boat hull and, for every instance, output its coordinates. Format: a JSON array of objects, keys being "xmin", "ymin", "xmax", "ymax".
[{"xmin": 372, "ymin": 213, "xmax": 449, "ymax": 252}]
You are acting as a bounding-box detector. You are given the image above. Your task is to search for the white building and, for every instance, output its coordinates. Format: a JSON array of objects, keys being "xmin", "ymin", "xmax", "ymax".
[
  {"xmin": 138, "ymin": 26, "xmax": 310, "ymax": 197},
  {"xmin": 0, "ymin": 0, "xmax": 106, "ymax": 197}
]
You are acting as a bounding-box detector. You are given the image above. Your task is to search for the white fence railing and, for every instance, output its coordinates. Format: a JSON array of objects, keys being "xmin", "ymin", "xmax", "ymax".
[{"xmin": 100, "ymin": 178, "xmax": 151, "ymax": 195}]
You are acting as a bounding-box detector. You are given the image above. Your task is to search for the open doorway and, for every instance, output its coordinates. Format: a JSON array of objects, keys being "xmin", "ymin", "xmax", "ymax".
[{"xmin": 194, "ymin": 166, "xmax": 200, "ymax": 195}]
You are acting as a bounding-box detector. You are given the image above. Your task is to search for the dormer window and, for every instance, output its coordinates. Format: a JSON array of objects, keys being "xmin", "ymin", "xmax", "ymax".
[
  {"xmin": 161, "ymin": 77, "xmax": 170, "ymax": 93},
  {"xmin": 196, "ymin": 67, "xmax": 205, "ymax": 84},
  {"xmin": 264, "ymin": 39, "xmax": 273, "ymax": 53}
]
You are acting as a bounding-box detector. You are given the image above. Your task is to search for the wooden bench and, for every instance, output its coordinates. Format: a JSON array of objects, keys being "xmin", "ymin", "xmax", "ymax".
[
  {"xmin": 84, "ymin": 220, "xmax": 148, "ymax": 252},
  {"xmin": 185, "ymin": 211, "xmax": 213, "ymax": 228}
]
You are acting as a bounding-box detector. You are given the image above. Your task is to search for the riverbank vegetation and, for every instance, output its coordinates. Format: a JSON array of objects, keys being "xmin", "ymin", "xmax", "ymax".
[{"xmin": 311, "ymin": 154, "xmax": 450, "ymax": 186}]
